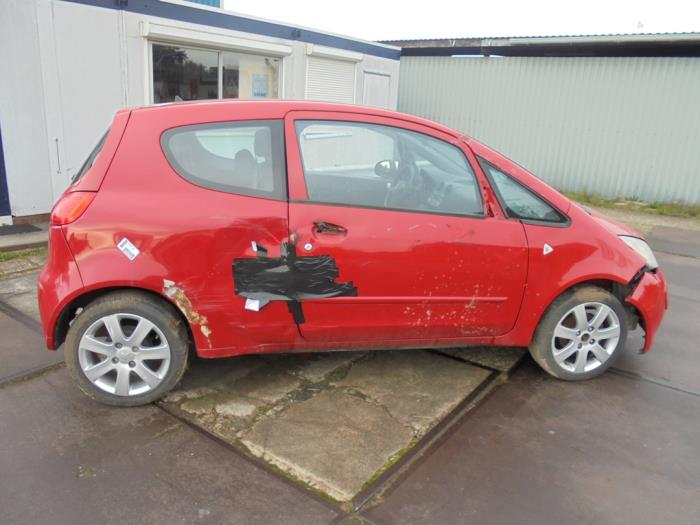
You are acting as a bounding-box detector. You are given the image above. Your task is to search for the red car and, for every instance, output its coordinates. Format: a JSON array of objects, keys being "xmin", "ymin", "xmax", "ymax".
[{"xmin": 38, "ymin": 101, "xmax": 667, "ymax": 406}]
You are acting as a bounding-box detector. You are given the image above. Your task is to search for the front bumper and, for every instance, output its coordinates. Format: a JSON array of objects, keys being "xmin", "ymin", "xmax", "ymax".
[{"xmin": 625, "ymin": 269, "xmax": 668, "ymax": 353}]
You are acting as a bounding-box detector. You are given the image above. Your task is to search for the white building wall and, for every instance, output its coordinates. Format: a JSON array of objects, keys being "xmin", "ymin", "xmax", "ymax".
[
  {"xmin": 0, "ymin": 0, "xmax": 54, "ymax": 216},
  {"xmin": 43, "ymin": 1, "xmax": 126, "ymax": 190},
  {"xmin": 0, "ymin": 0, "xmax": 400, "ymax": 217}
]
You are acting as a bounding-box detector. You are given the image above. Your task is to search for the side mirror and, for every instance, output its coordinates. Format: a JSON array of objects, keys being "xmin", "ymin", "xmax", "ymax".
[{"xmin": 374, "ymin": 159, "xmax": 398, "ymax": 179}]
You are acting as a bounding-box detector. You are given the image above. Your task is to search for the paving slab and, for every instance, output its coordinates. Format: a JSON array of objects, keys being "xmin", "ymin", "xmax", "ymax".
[
  {"xmin": 0, "ymin": 313, "xmax": 61, "ymax": 382},
  {"xmin": 0, "ymin": 367, "xmax": 338, "ymax": 525},
  {"xmin": 2, "ymin": 291, "xmax": 40, "ymax": 321},
  {"xmin": 438, "ymin": 346, "xmax": 525, "ymax": 372},
  {"xmin": 242, "ymin": 388, "xmax": 414, "ymax": 502},
  {"xmin": 0, "ymin": 271, "xmax": 38, "ymax": 297},
  {"xmin": 162, "ymin": 349, "xmax": 493, "ymax": 503},
  {"xmin": 363, "ymin": 361, "xmax": 700, "ymax": 525},
  {"xmin": 332, "ymin": 350, "xmax": 491, "ymax": 433},
  {"xmin": 0, "ymin": 253, "xmax": 46, "ymax": 278}
]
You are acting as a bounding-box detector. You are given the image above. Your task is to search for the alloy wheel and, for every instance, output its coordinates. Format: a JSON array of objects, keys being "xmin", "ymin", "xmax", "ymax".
[
  {"xmin": 78, "ymin": 313, "xmax": 171, "ymax": 396},
  {"xmin": 550, "ymin": 302, "xmax": 621, "ymax": 374}
]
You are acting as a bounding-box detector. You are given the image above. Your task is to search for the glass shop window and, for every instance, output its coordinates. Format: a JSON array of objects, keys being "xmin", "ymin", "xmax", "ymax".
[{"xmin": 152, "ymin": 43, "xmax": 280, "ymax": 103}]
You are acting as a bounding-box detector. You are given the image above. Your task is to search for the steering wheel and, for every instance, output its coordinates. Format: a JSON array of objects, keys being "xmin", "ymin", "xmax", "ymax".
[{"xmin": 383, "ymin": 162, "xmax": 421, "ymax": 208}]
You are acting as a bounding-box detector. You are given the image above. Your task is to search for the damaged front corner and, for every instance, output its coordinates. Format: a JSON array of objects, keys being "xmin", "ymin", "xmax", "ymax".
[{"xmin": 162, "ymin": 279, "xmax": 212, "ymax": 348}]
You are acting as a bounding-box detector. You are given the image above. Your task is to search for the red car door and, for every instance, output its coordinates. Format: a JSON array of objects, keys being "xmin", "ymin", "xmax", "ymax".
[{"xmin": 284, "ymin": 111, "xmax": 529, "ymax": 344}]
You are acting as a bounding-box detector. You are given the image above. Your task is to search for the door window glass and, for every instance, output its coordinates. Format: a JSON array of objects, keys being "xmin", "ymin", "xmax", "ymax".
[
  {"xmin": 161, "ymin": 120, "xmax": 286, "ymax": 200},
  {"xmin": 478, "ymin": 159, "xmax": 566, "ymax": 223},
  {"xmin": 295, "ymin": 121, "xmax": 483, "ymax": 216}
]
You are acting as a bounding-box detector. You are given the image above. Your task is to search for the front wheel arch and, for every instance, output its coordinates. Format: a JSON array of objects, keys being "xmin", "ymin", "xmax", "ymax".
[
  {"xmin": 529, "ymin": 284, "xmax": 630, "ymax": 380},
  {"xmin": 524, "ymin": 277, "xmax": 641, "ymax": 346}
]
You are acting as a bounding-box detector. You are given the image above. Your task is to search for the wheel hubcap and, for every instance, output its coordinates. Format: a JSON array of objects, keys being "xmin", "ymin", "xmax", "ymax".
[
  {"xmin": 78, "ymin": 313, "xmax": 171, "ymax": 396},
  {"xmin": 551, "ymin": 302, "xmax": 621, "ymax": 374}
]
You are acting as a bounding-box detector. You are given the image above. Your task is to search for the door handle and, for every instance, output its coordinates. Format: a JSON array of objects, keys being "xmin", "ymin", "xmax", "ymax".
[{"xmin": 313, "ymin": 221, "xmax": 347, "ymax": 235}]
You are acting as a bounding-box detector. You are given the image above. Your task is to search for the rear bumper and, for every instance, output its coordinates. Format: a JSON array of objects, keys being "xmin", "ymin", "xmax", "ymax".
[
  {"xmin": 625, "ymin": 269, "xmax": 668, "ymax": 353},
  {"xmin": 37, "ymin": 226, "xmax": 83, "ymax": 350}
]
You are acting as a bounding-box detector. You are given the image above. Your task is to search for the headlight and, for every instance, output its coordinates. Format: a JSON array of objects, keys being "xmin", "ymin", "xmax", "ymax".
[{"xmin": 619, "ymin": 236, "xmax": 658, "ymax": 270}]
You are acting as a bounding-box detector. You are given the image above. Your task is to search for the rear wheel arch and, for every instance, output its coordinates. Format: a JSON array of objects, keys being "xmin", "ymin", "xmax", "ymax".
[{"xmin": 53, "ymin": 286, "xmax": 195, "ymax": 355}]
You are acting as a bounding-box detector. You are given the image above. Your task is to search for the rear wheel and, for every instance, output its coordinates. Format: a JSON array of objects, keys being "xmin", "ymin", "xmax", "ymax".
[
  {"xmin": 529, "ymin": 286, "xmax": 627, "ymax": 381},
  {"xmin": 64, "ymin": 291, "xmax": 189, "ymax": 406}
]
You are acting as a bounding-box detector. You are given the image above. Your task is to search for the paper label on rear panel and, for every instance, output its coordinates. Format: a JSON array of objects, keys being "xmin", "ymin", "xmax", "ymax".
[{"xmin": 118, "ymin": 238, "xmax": 140, "ymax": 261}]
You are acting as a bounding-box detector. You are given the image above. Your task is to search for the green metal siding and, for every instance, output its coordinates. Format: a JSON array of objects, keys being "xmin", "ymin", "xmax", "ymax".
[{"xmin": 398, "ymin": 56, "xmax": 700, "ymax": 204}]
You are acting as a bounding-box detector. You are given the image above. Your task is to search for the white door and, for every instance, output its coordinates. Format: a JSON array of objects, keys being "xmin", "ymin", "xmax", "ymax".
[{"xmin": 362, "ymin": 72, "xmax": 391, "ymax": 108}]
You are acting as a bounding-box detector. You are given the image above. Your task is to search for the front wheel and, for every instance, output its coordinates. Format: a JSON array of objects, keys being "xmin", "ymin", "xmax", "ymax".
[
  {"xmin": 529, "ymin": 286, "xmax": 627, "ymax": 381},
  {"xmin": 64, "ymin": 291, "xmax": 190, "ymax": 406}
]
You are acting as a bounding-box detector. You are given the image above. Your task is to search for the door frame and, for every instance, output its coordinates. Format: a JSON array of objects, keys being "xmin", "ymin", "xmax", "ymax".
[
  {"xmin": 283, "ymin": 109, "xmax": 504, "ymax": 219},
  {"xmin": 283, "ymin": 109, "xmax": 528, "ymax": 343}
]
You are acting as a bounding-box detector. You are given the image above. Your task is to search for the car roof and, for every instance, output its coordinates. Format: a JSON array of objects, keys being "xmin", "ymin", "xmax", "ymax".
[{"xmin": 129, "ymin": 99, "xmax": 463, "ymax": 139}]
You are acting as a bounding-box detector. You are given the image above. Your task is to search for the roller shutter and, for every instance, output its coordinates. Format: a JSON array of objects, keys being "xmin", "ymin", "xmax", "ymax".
[{"xmin": 306, "ymin": 56, "xmax": 355, "ymax": 103}]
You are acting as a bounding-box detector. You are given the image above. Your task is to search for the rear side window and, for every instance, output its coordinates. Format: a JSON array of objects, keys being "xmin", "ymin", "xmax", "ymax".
[
  {"xmin": 72, "ymin": 129, "xmax": 109, "ymax": 183},
  {"xmin": 478, "ymin": 158, "xmax": 567, "ymax": 224},
  {"xmin": 161, "ymin": 120, "xmax": 286, "ymax": 200}
]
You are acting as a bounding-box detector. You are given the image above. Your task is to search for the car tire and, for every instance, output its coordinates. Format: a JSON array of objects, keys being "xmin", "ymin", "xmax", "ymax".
[
  {"xmin": 529, "ymin": 286, "xmax": 627, "ymax": 381},
  {"xmin": 64, "ymin": 291, "xmax": 189, "ymax": 406}
]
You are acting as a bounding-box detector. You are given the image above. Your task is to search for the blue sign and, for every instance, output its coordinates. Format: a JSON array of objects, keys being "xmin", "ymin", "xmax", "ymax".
[
  {"xmin": 252, "ymin": 74, "xmax": 269, "ymax": 98},
  {"xmin": 186, "ymin": 0, "xmax": 220, "ymax": 7}
]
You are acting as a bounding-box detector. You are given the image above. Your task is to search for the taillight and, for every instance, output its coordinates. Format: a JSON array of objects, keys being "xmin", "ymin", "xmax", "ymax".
[{"xmin": 50, "ymin": 191, "xmax": 96, "ymax": 225}]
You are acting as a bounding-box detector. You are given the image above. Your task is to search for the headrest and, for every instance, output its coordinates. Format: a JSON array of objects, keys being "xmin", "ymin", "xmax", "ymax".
[
  {"xmin": 254, "ymin": 127, "xmax": 272, "ymax": 158},
  {"xmin": 234, "ymin": 148, "xmax": 256, "ymax": 171}
]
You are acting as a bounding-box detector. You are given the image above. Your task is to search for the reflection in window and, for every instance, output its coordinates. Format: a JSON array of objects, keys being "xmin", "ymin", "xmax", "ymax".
[
  {"xmin": 152, "ymin": 44, "xmax": 218, "ymax": 103},
  {"xmin": 223, "ymin": 52, "xmax": 279, "ymax": 99},
  {"xmin": 152, "ymin": 44, "xmax": 281, "ymax": 103}
]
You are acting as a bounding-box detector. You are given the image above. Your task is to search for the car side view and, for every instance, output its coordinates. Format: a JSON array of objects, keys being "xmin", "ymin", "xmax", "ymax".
[{"xmin": 38, "ymin": 101, "xmax": 668, "ymax": 406}]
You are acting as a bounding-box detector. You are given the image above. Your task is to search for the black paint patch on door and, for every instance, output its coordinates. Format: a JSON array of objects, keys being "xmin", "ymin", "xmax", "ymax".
[{"xmin": 233, "ymin": 242, "xmax": 357, "ymax": 323}]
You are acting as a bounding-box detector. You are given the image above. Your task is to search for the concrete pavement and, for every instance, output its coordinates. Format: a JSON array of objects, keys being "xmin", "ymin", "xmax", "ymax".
[
  {"xmin": 362, "ymin": 360, "xmax": 700, "ymax": 525},
  {"xmin": 1, "ymin": 223, "xmax": 699, "ymax": 524},
  {"xmin": 359, "ymin": 248, "xmax": 700, "ymax": 524},
  {"xmin": 0, "ymin": 358, "xmax": 339, "ymax": 525}
]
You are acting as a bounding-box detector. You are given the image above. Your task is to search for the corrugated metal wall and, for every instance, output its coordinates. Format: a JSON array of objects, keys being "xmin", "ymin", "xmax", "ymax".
[{"xmin": 398, "ymin": 56, "xmax": 700, "ymax": 204}]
